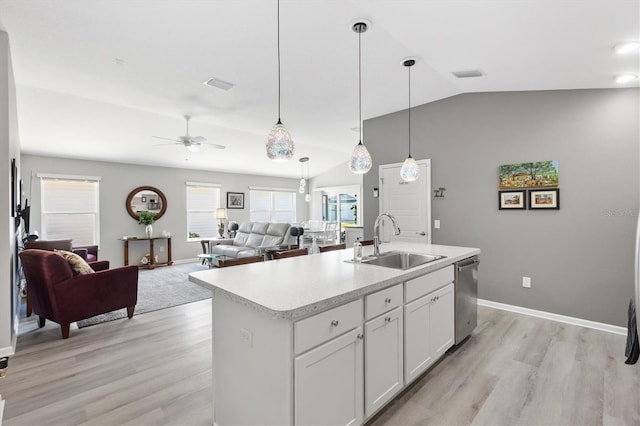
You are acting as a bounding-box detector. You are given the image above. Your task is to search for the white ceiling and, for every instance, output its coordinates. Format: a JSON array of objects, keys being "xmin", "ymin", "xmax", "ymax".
[{"xmin": 1, "ymin": 0, "xmax": 638, "ymax": 178}]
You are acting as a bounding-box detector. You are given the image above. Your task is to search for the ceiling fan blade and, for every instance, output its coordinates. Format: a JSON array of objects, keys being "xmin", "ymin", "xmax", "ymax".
[
  {"xmin": 190, "ymin": 136, "xmax": 207, "ymax": 143},
  {"xmin": 203, "ymin": 143, "xmax": 226, "ymax": 150},
  {"xmin": 152, "ymin": 136, "xmax": 181, "ymax": 142}
]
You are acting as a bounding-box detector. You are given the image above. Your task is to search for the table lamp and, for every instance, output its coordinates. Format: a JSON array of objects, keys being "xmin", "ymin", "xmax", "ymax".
[{"xmin": 215, "ymin": 208, "xmax": 227, "ymax": 238}]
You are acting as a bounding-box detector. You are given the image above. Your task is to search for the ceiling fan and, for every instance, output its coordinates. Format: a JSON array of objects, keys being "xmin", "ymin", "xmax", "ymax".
[{"xmin": 153, "ymin": 115, "xmax": 225, "ymax": 152}]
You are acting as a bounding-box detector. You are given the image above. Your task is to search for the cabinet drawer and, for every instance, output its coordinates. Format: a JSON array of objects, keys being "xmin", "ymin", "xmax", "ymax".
[
  {"xmin": 365, "ymin": 284, "xmax": 403, "ymax": 320},
  {"xmin": 294, "ymin": 299, "xmax": 363, "ymax": 355},
  {"xmin": 405, "ymin": 265, "xmax": 454, "ymax": 303}
]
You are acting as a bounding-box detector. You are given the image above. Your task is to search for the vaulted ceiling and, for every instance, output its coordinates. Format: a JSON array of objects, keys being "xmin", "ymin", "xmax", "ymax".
[{"xmin": 1, "ymin": 0, "xmax": 638, "ymax": 178}]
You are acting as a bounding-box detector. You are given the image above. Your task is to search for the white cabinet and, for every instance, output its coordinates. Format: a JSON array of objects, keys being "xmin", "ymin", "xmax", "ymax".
[
  {"xmin": 364, "ymin": 306, "xmax": 404, "ymax": 417},
  {"xmin": 404, "ymin": 282, "xmax": 454, "ymax": 384},
  {"xmin": 295, "ymin": 327, "xmax": 364, "ymax": 426}
]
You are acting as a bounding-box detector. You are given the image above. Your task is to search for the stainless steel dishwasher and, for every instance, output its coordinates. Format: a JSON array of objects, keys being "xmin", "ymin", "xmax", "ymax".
[{"xmin": 454, "ymin": 255, "xmax": 479, "ymax": 344}]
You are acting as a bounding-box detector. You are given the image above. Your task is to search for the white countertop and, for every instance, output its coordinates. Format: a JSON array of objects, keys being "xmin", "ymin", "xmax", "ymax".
[{"xmin": 189, "ymin": 242, "xmax": 479, "ymax": 320}]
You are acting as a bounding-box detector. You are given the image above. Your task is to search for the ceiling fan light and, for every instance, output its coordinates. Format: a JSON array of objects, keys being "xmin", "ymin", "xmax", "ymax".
[
  {"xmin": 266, "ymin": 121, "xmax": 294, "ymax": 162},
  {"xmin": 349, "ymin": 142, "xmax": 372, "ymax": 174},
  {"xmin": 187, "ymin": 144, "xmax": 200, "ymax": 152},
  {"xmin": 400, "ymin": 156, "xmax": 420, "ymax": 182}
]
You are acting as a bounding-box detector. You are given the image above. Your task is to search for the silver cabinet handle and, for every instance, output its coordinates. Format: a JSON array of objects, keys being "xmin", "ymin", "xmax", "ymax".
[
  {"xmin": 385, "ymin": 297, "xmax": 392, "ymax": 304},
  {"xmin": 416, "ymin": 231, "xmax": 426, "ymax": 236},
  {"xmin": 331, "ymin": 320, "xmax": 339, "ymax": 327}
]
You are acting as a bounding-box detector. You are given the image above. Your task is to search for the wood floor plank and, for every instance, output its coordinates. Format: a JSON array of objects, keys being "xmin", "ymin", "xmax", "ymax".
[{"xmin": 2, "ymin": 297, "xmax": 638, "ymax": 426}]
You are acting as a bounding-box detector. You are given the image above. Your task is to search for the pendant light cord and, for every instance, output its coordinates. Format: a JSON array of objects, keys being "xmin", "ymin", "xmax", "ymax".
[
  {"xmin": 277, "ymin": 0, "xmax": 281, "ymax": 121},
  {"xmin": 358, "ymin": 30, "xmax": 362, "ymax": 143},
  {"xmin": 408, "ymin": 64, "xmax": 411, "ymax": 157}
]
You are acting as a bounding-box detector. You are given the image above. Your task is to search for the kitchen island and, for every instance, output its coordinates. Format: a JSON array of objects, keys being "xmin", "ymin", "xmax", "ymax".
[{"xmin": 190, "ymin": 242, "xmax": 479, "ymax": 426}]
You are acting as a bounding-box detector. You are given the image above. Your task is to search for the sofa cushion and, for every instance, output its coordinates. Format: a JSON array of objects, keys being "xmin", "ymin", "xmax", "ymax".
[
  {"xmin": 214, "ymin": 245, "xmax": 259, "ymax": 258},
  {"xmin": 55, "ymin": 249, "xmax": 95, "ymax": 276}
]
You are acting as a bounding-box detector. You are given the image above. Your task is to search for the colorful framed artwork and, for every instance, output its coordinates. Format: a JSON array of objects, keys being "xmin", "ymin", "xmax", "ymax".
[
  {"xmin": 529, "ymin": 189, "xmax": 560, "ymax": 210},
  {"xmin": 499, "ymin": 190, "xmax": 526, "ymax": 210},
  {"xmin": 227, "ymin": 192, "xmax": 245, "ymax": 209},
  {"xmin": 499, "ymin": 160, "xmax": 559, "ymax": 189}
]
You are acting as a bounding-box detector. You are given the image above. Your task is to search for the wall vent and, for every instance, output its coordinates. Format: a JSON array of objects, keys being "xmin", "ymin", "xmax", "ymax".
[
  {"xmin": 452, "ymin": 70, "xmax": 483, "ymax": 78},
  {"xmin": 203, "ymin": 77, "xmax": 236, "ymax": 91}
]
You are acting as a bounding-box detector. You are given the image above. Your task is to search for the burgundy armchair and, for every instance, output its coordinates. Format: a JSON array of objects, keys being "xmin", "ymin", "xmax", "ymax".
[
  {"xmin": 23, "ymin": 239, "xmax": 107, "ymax": 316},
  {"xmin": 19, "ymin": 249, "xmax": 138, "ymax": 339}
]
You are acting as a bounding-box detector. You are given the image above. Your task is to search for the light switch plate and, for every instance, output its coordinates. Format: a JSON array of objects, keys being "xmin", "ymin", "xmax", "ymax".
[
  {"xmin": 522, "ymin": 277, "xmax": 531, "ymax": 288},
  {"xmin": 434, "ymin": 220, "xmax": 440, "ymax": 229}
]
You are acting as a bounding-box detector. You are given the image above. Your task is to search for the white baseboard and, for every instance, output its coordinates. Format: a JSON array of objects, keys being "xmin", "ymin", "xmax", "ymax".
[{"xmin": 478, "ymin": 299, "xmax": 627, "ymax": 336}]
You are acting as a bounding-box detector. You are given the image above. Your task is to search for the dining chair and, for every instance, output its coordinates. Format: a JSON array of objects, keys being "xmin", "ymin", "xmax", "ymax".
[
  {"xmin": 217, "ymin": 255, "xmax": 264, "ymax": 268},
  {"xmin": 318, "ymin": 243, "xmax": 346, "ymax": 253},
  {"xmin": 200, "ymin": 240, "xmax": 211, "ymax": 265},
  {"xmin": 273, "ymin": 248, "xmax": 309, "ymax": 259}
]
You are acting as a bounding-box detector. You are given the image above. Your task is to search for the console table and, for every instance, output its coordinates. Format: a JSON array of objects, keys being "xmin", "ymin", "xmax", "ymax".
[{"xmin": 122, "ymin": 237, "xmax": 173, "ymax": 269}]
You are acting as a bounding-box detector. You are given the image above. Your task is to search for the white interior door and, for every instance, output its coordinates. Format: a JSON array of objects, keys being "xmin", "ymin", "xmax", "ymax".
[{"xmin": 379, "ymin": 160, "xmax": 431, "ymax": 244}]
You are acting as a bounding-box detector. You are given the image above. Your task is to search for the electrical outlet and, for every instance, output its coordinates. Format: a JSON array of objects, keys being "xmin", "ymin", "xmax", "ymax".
[
  {"xmin": 522, "ymin": 276, "xmax": 531, "ymax": 288},
  {"xmin": 240, "ymin": 328, "xmax": 253, "ymax": 347},
  {"xmin": 434, "ymin": 220, "xmax": 440, "ymax": 229}
]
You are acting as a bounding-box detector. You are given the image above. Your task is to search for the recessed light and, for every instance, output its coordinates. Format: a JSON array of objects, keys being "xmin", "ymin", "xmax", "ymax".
[
  {"xmin": 203, "ymin": 77, "xmax": 236, "ymax": 91},
  {"xmin": 615, "ymin": 41, "xmax": 640, "ymax": 54},
  {"xmin": 616, "ymin": 74, "xmax": 638, "ymax": 84}
]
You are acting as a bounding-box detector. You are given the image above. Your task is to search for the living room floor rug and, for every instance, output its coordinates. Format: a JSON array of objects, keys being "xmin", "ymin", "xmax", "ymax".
[{"xmin": 77, "ymin": 262, "xmax": 212, "ymax": 328}]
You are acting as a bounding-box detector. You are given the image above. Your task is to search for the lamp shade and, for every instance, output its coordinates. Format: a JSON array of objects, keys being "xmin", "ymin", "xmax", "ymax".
[
  {"xmin": 349, "ymin": 142, "xmax": 372, "ymax": 174},
  {"xmin": 400, "ymin": 156, "xmax": 420, "ymax": 182},
  {"xmin": 215, "ymin": 208, "xmax": 227, "ymax": 220}
]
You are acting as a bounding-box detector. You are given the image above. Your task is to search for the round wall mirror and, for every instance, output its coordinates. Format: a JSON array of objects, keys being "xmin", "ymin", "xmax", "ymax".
[{"xmin": 126, "ymin": 186, "xmax": 167, "ymax": 221}]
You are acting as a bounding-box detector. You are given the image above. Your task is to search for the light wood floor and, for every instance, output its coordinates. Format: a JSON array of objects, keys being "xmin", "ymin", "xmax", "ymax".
[{"xmin": 2, "ymin": 300, "xmax": 639, "ymax": 425}]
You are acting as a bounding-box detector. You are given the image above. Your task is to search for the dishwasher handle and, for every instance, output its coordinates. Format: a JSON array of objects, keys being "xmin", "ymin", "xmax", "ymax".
[{"xmin": 457, "ymin": 258, "xmax": 479, "ymax": 271}]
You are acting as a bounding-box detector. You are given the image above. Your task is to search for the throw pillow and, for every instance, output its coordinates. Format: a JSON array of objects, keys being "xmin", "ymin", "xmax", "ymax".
[{"xmin": 55, "ymin": 249, "xmax": 95, "ymax": 275}]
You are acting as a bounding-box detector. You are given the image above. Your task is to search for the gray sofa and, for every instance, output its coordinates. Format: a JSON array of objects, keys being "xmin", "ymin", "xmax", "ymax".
[{"xmin": 210, "ymin": 222, "xmax": 292, "ymax": 258}]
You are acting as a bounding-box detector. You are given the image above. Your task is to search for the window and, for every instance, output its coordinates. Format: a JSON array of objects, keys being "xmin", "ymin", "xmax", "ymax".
[
  {"xmin": 186, "ymin": 182, "xmax": 220, "ymax": 239},
  {"xmin": 249, "ymin": 189, "xmax": 296, "ymax": 223},
  {"xmin": 40, "ymin": 174, "xmax": 100, "ymax": 246}
]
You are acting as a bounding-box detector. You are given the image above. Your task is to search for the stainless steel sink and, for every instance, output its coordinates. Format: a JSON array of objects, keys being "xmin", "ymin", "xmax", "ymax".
[{"xmin": 360, "ymin": 251, "xmax": 446, "ymax": 270}]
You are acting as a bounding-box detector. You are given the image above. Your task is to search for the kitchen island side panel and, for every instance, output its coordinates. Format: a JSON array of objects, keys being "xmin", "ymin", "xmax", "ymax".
[{"xmin": 214, "ymin": 292, "xmax": 293, "ymax": 426}]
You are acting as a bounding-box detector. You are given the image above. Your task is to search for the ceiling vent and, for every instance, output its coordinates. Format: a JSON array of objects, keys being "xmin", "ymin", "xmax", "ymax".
[
  {"xmin": 452, "ymin": 70, "xmax": 483, "ymax": 79},
  {"xmin": 203, "ymin": 77, "xmax": 236, "ymax": 91}
]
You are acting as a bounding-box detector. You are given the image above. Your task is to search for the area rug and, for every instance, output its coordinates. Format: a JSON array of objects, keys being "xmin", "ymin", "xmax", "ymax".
[{"xmin": 77, "ymin": 262, "xmax": 212, "ymax": 328}]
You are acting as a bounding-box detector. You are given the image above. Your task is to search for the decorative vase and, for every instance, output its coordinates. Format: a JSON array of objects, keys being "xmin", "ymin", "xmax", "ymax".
[{"xmin": 145, "ymin": 224, "xmax": 153, "ymax": 238}]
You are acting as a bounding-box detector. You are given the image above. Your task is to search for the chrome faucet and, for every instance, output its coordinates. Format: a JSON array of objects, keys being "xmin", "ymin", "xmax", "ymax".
[{"xmin": 373, "ymin": 213, "xmax": 401, "ymax": 257}]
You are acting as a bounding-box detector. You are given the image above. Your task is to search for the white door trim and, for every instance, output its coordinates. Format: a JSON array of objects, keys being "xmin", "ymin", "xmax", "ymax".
[{"xmin": 378, "ymin": 159, "xmax": 432, "ymax": 244}]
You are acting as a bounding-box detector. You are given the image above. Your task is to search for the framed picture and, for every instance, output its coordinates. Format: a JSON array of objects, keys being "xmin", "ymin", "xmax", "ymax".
[
  {"xmin": 499, "ymin": 160, "xmax": 559, "ymax": 189},
  {"xmin": 499, "ymin": 190, "xmax": 526, "ymax": 210},
  {"xmin": 227, "ymin": 192, "xmax": 245, "ymax": 209},
  {"xmin": 529, "ymin": 188, "xmax": 560, "ymax": 210},
  {"xmin": 141, "ymin": 196, "xmax": 147, "ymax": 203}
]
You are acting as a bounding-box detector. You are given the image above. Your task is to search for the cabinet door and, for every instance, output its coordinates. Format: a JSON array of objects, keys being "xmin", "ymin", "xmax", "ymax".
[
  {"xmin": 295, "ymin": 327, "xmax": 363, "ymax": 426},
  {"xmin": 404, "ymin": 294, "xmax": 433, "ymax": 384},
  {"xmin": 430, "ymin": 283, "xmax": 455, "ymax": 358},
  {"xmin": 365, "ymin": 306, "xmax": 404, "ymax": 417}
]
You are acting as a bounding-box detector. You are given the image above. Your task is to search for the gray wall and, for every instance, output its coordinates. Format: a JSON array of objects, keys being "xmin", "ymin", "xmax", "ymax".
[
  {"xmin": 363, "ymin": 89, "xmax": 639, "ymax": 327},
  {"xmin": 22, "ymin": 155, "xmax": 308, "ymax": 267},
  {"xmin": 1, "ymin": 31, "xmax": 20, "ymax": 357}
]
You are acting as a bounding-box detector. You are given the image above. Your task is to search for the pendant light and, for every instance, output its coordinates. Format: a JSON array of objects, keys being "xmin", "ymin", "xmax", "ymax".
[
  {"xmin": 298, "ymin": 157, "xmax": 308, "ymax": 194},
  {"xmin": 400, "ymin": 58, "xmax": 419, "ymax": 182},
  {"xmin": 349, "ymin": 21, "xmax": 372, "ymax": 174},
  {"xmin": 266, "ymin": 0, "xmax": 294, "ymax": 162}
]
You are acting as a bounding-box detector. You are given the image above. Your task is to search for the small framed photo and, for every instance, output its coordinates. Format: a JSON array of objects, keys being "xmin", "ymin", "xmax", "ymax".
[
  {"xmin": 529, "ymin": 189, "xmax": 560, "ymax": 209},
  {"xmin": 141, "ymin": 196, "xmax": 147, "ymax": 203},
  {"xmin": 227, "ymin": 192, "xmax": 245, "ymax": 209},
  {"xmin": 499, "ymin": 190, "xmax": 526, "ymax": 210}
]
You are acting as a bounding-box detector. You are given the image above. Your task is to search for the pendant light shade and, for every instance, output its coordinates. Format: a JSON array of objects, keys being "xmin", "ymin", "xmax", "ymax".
[
  {"xmin": 349, "ymin": 21, "xmax": 372, "ymax": 174},
  {"xmin": 400, "ymin": 58, "xmax": 420, "ymax": 182},
  {"xmin": 266, "ymin": 0, "xmax": 294, "ymax": 162},
  {"xmin": 298, "ymin": 157, "xmax": 308, "ymax": 194}
]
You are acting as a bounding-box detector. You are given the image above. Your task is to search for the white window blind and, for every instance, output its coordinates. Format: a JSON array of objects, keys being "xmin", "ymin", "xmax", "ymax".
[
  {"xmin": 249, "ymin": 189, "xmax": 296, "ymax": 223},
  {"xmin": 186, "ymin": 184, "xmax": 220, "ymax": 239},
  {"xmin": 41, "ymin": 177, "xmax": 100, "ymax": 246}
]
